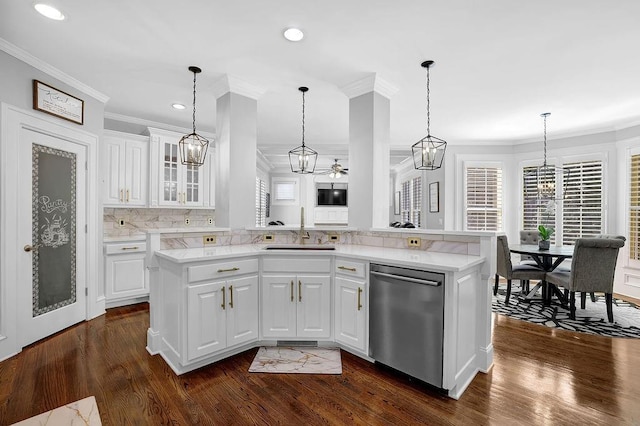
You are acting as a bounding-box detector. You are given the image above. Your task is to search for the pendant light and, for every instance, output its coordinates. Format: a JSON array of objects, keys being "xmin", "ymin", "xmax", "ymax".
[
  {"xmin": 412, "ymin": 60, "xmax": 447, "ymax": 170},
  {"xmin": 178, "ymin": 66, "xmax": 209, "ymax": 167},
  {"xmin": 526, "ymin": 112, "xmax": 570, "ymax": 201},
  {"xmin": 289, "ymin": 86, "xmax": 318, "ymax": 174}
]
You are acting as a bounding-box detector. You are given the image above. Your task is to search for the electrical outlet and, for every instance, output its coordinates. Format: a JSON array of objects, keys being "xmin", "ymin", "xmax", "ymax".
[
  {"xmin": 207, "ymin": 217, "xmax": 214, "ymax": 225},
  {"xmin": 117, "ymin": 217, "xmax": 126, "ymax": 228},
  {"xmin": 263, "ymin": 234, "xmax": 274, "ymax": 242},
  {"xmin": 407, "ymin": 237, "xmax": 421, "ymax": 247},
  {"xmin": 203, "ymin": 235, "xmax": 217, "ymax": 245},
  {"xmin": 329, "ymin": 234, "xmax": 339, "ymax": 242},
  {"xmin": 184, "ymin": 216, "xmax": 191, "ymax": 226}
]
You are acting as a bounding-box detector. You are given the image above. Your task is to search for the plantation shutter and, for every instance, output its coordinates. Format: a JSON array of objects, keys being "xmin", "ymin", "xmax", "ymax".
[
  {"xmin": 522, "ymin": 165, "xmax": 556, "ymax": 243},
  {"xmin": 466, "ymin": 167, "xmax": 503, "ymax": 231},
  {"xmin": 412, "ymin": 176, "xmax": 422, "ymax": 227},
  {"xmin": 255, "ymin": 177, "xmax": 267, "ymax": 227},
  {"xmin": 630, "ymin": 154, "xmax": 640, "ymax": 261},
  {"xmin": 562, "ymin": 160, "xmax": 603, "ymax": 245},
  {"xmin": 401, "ymin": 180, "xmax": 410, "ymax": 223}
]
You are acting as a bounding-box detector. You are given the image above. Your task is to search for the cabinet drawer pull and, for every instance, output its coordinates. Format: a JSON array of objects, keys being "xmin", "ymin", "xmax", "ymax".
[
  {"xmin": 120, "ymin": 189, "xmax": 124, "ymax": 202},
  {"xmin": 221, "ymin": 286, "xmax": 226, "ymax": 310},
  {"xmin": 126, "ymin": 189, "xmax": 130, "ymax": 202},
  {"xmin": 217, "ymin": 267, "xmax": 239, "ymax": 273},
  {"xmin": 121, "ymin": 246, "xmax": 139, "ymax": 251},
  {"xmin": 229, "ymin": 285, "xmax": 234, "ymax": 308},
  {"xmin": 290, "ymin": 280, "xmax": 294, "ymax": 302},
  {"xmin": 299, "ymin": 280, "xmax": 302, "ymax": 302},
  {"xmin": 338, "ymin": 266, "xmax": 357, "ymax": 272},
  {"xmin": 357, "ymin": 287, "xmax": 363, "ymax": 311}
]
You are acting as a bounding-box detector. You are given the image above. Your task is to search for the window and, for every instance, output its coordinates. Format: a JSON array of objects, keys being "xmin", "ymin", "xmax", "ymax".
[
  {"xmin": 255, "ymin": 177, "xmax": 267, "ymax": 227},
  {"xmin": 562, "ymin": 160, "xmax": 603, "ymax": 245},
  {"xmin": 400, "ymin": 176, "xmax": 422, "ymax": 226},
  {"xmin": 630, "ymin": 154, "xmax": 640, "ymax": 261},
  {"xmin": 522, "ymin": 159, "xmax": 603, "ymax": 245},
  {"xmin": 465, "ymin": 166, "xmax": 503, "ymax": 231},
  {"xmin": 271, "ymin": 178, "xmax": 298, "ymax": 204}
]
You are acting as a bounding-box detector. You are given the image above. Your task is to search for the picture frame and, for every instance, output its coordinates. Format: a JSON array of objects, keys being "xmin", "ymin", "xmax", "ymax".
[
  {"xmin": 33, "ymin": 80, "xmax": 84, "ymax": 125},
  {"xmin": 429, "ymin": 182, "xmax": 440, "ymax": 213},
  {"xmin": 394, "ymin": 191, "xmax": 401, "ymax": 215}
]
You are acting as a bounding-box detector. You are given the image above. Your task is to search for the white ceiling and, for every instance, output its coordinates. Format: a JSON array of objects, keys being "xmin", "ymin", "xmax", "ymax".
[{"xmin": 2, "ymin": 0, "xmax": 640, "ymax": 171}]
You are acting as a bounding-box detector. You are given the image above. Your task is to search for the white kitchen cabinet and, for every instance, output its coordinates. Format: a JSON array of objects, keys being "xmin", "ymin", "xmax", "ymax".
[
  {"xmin": 104, "ymin": 240, "xmax": 148, "ymax": 307},
  {"xmin": 261, "ymin": 257, "xmax": 331, "ymax": 340},
  {"xmin": 148, "ymin": 127, "xmax": 214, "ymax": 208},
  {"xmin": 334, "ymin": 258, "xmax": 368, "ymax": 353},
  {"xmin": 187, "ymin": 274, "xmax": 258, "ymax": 361},
  {"xmin": 103, "ymin": 131, "xmax": 148, "ymax": 207}
]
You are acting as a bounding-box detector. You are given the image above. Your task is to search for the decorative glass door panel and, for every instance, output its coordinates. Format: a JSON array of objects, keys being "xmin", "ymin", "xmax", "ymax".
[
  {"xmin": 163, "ymin": 142, "xmax": 178, "ymax": 202},
  {"xmin": 32, "ymin": 144, "xmax": 77, "ymax": 316},
  {"xmin": 186, "ymin": 164, "xmax": 200, "ymax": 203}
]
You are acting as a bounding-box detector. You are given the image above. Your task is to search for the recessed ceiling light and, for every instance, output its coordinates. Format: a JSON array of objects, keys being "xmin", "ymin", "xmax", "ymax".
[
  {"xmin": 283, "ymin": 28, "xmax": 304, "ymax": 42},
  {"xmin": 172, "ymin": 103, "xmax": 186, "ymax": 110},
  {"xmin": 34, "ymin": 3, "xmax": 65, "ymax": 20}
]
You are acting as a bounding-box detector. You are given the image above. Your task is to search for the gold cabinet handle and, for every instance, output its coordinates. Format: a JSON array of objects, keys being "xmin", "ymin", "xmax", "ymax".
[
  {"xmin": 299, "ymin": 280, "xmax": 302, "ymax": 302},
  {"xmin": 290, "ymin": 280, "xmax": 294, "ymax": 302},
  {"xmin": 338, "ymin": 266, "xmax": 357, "ymax": 272},
  {"xmin": 126, "ymin": 189, "xmax": 130, "ymax": 202},
  {"xmin": 357, "ymin": 287, "xmax": 363, "ymax": 311},
  {"xmin": 24, "ymin": 244, "xmax": 39, "ymax": 252},
  {"xmin": 120, "ymin": 189, "xmax": 124, "ymax": 202},
  {"xmin": 229, "ymin": 285, "xmax": 234, "ymax": 308},
  {"xmin": 221, "ymin": 286, "xmax": 226, "ymax": 310},
  {"xmin": 217, "ymin": 267, "xmax": 239, "ymax": 273},
  {"xmin": 121, "ymin": 246, "xmax": 139, "ymax": 251}
]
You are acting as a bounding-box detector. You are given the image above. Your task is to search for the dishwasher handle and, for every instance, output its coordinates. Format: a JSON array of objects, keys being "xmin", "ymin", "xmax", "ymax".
[{"xmin": 370, "ymin": 270, "xmax": 441, "ymax": 286}]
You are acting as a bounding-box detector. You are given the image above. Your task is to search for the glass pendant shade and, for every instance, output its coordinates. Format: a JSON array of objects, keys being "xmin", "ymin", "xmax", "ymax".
[
  {"xmin": 413, "ymin": 60, "xmax": 447, "ymax": 171},
  {"xmin": 289, "ymin": 86, "xmax": 318, "ymax": 174},
  {"xmin": 179, "ymin": 66, "xmax": 209, "ymax": 167}
]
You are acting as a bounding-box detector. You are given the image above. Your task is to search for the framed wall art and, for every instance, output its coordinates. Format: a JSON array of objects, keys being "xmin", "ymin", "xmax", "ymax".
[
  {"xmin": 33, "ymin": 80, "xmax": 84, "ymax": 125},
  {"xmin": 429, "ymin": 182, "xmax": 440, "ymax": 213}
]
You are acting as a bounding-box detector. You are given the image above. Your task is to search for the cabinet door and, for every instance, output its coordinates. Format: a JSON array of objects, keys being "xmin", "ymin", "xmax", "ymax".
[
  {"xmin": 124, "ymin": 139, "xmax": 148, "ymax": 206},
  {"xmin": 335, "ymin": 276, "xmax": 367, "ymax": 352},
  {"xmin": 103, "ymin": 137, "xmax": 125, "ymax": 205},
  {"xmin": 105, "ymin": 252, "xmax": 147, "ymax": 300},
  {"xmin": 160, "ymin": 141, "xmax": 180, "ymax": 206},
  {"xmin": 226, "ymin": 275, "xmax": 258, "ymax": 347},
  {"xmin": 297, "ymin": 275, "xmax": 331, "ymax": 338},
  {"xmin": 261, "ymin": 275, "xmax": 297, "ymax": 338},
  {"xmin": 187, "ymin": 281, "xmax": 227, "ymax": 361}
]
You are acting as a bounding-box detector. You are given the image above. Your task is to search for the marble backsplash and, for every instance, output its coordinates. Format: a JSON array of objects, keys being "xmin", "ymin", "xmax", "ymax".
[{"xmin": 103, "ymin": 209, "xmax": 480, "ymax": 256}]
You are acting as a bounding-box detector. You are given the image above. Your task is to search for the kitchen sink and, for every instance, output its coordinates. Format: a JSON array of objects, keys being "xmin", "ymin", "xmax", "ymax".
[{"xmin": 264, "ymin": 244, "xmax": 335, "ymax": 250}]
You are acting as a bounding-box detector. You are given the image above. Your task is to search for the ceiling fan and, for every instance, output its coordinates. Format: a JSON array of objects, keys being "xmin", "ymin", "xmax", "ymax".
[{"xmin": 316, "ymin": 159, "xmax": 349, "ymax": 178}]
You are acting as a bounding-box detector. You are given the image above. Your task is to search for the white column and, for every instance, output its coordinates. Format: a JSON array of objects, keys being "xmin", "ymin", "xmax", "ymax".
[
  {"xmin": 343, "ymin": 74, "xmax": 397, "ymax": 229},
  {"xmin": 212, "ymin": 76, "xmax": 264, "ymax": 229}
]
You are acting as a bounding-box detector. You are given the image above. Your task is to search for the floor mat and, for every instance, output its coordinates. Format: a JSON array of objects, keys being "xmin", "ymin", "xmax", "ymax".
[{"xmin": 249, "ymin": 346, "xmax": 342, "ymax": 374}]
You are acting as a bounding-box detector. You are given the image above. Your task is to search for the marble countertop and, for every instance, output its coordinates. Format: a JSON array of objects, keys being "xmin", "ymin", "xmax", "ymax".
[
  {"xmin": 145, "ymin": 227, "xmax": 231, "ymax": 234},
  {"xmin": 155, "ymin": 244, "xmax": 484, "ymax": 272}
]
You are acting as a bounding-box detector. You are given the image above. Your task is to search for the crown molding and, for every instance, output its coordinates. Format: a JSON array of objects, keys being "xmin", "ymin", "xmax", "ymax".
[
  {"xmin": 341, "ymin": 73, "xmax": 399, "ymax": 99},
  {"xmin": 0, "ymin": 37, "xmax": 110, "ymax": 103},
  {"xmin": 105, "ymin": 112, "xmax": 216, "ymax": 140},
  {"xmin": 211, "ymin": 75, "xmax": 266, "ymax": 100}
]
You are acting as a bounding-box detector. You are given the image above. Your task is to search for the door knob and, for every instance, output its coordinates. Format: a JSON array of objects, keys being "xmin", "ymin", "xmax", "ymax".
[{"xmin": 24, "ymin": 244, "xmax": 39, "ymax": 252}]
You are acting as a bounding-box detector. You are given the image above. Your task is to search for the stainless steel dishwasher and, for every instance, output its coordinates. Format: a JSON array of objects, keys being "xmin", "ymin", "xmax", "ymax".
[{"xmin": 369, "ymin": 263, "xmax": 445, "ymax": 389}]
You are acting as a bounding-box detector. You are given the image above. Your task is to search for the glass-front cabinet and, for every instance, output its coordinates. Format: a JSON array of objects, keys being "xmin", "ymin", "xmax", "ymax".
[{"xmin": 148, "ymin": 127, "xmax": 214, "ymax": 208}]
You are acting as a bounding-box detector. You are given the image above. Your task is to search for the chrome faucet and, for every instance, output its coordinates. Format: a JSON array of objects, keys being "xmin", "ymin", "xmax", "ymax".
[{"xmin": 299, "ymin": 206, "xmax": 310, "ymax": 244}]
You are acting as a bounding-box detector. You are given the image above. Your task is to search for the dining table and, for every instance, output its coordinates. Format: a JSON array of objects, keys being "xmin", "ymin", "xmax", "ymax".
[{"xmin": 509, "ymin": 244, "xmax": 574, "ymax": 306}]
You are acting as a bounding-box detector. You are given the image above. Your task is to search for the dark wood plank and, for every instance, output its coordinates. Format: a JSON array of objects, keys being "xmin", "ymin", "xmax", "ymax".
[{"xmin": 2, "ymin": 302, "xmax": 640, "ymax": 425}]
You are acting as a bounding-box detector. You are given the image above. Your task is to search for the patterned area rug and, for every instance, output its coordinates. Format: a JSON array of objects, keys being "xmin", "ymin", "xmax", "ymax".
[
  {"xmin": 493, "ymin": 282, "xmax": 640, "ymax": 338},
  {"xmin": 249, "ymin": 347, "xmax": 342, "ymax": 374}
]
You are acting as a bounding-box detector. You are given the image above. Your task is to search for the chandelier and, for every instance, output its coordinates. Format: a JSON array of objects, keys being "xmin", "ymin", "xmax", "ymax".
[
  {"xmin": 178, "ymin": 66, "xmax": 209, "ymax": 167},
  {"xmin": 289, "ymin": 87, "xmax": 318, "ymax": 174},
  {"xmin": 526, "ymin": 112, "xmax": 570, "ymax": 201},
  {"xmin": 412, "ymin": 60, "xmax": 447, "ymax": 170}
]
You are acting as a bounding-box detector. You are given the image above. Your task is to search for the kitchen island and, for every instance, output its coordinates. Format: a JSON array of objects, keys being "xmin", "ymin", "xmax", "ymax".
[{"xmin": 146, "ymin": 243, "xmax": 491, "ymax": 399}]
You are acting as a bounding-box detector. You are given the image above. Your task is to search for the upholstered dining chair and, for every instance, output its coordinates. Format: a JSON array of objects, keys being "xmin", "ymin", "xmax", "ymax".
[
  {"xmin": 545, "ymin": 237, "xmax": 625, "ymax": 322},
  {"xmin": 519, "ymin": 230, "xmax": 540, "ymax": 266},
  {"xmin": 495, "ymin": 235, "xmax": 546, "ymax": 305}
]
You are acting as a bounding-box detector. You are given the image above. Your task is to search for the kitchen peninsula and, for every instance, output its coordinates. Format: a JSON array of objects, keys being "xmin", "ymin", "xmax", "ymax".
[{"xmin": 145, "ymin": 228, "xmax": 495, "ymax": 400}]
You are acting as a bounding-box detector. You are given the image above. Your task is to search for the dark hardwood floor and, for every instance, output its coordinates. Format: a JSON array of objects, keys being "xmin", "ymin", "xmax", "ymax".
[{"xmin": 2, "ymin": 302, "xmax": 640, "ymax": 425}]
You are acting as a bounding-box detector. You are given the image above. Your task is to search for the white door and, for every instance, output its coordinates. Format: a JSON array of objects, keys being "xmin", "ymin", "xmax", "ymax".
[
  {"xmin": 226, "ymin": 275, "xmax": 259, "ymax": 347},
  {"xmin": 335, "ymin": 276, "xmax": 366, "ymax": 352},
  {"xmin": 261, "ymin": 275, "xmax": 296, "ymax": 338},
  {"xmin": 297, "ymin": 275, "xmax": 331, "ymax": 338},
  {"xmin": 187, "ymin": 281, "xmax": 227, "ymax": 360},
  {"xmin": 18, "ymin": 127, "xmax": 87, "ymax": 347}
]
